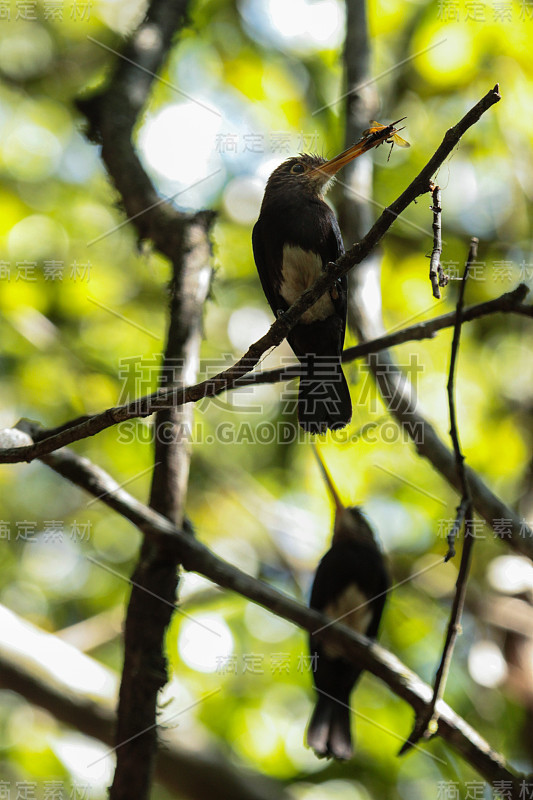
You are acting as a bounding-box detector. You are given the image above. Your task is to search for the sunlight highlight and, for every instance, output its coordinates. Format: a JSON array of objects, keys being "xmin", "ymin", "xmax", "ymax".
[{"xmin": 178, "ymin": 614, "xmax": 234, "ymax": 673}]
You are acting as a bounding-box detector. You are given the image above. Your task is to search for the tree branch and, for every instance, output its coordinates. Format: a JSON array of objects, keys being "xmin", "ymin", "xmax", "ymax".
[
  {"xmin": 240, "ymin": 283, "xmax": 530, "ymax": 386},
  {"xmin": 8, "ymin": 282, "xmax": 528, "ymax": 429},
  {"xmin": 401, "ymin": 239, "xmax": 477, "ymax": 754},
  {"xmin": 0, "ymin": 85, "xmax": 501, "ymax": 466},
  {"xmin": 74, "ymin": 2, "xmax": 215, "ymax": 797},
  {"xmin": 444, "ymin": 239, "xmax": 477, "ymax": 561},
  {"xmin": 110, "ymin": 233, "xmax": 211, "ymax": 799},
  {"xmin": 28, "ymin": 443, "xmax": 525, "ymax": 790}
]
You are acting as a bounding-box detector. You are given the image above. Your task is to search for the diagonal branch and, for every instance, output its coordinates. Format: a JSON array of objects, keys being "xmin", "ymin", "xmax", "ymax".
[
  {"xmin": 29, "ymin": 442, "xmax": 525, "ymax": 792},
  {"xmin": 0, "ymin": 85, "xmax": 501, "ymax": 466}
]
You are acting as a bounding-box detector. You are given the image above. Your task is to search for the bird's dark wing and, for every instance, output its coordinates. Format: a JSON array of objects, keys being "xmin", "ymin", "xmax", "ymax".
[
  {"xmin": 253, "ymin": 199, "xmax": 346, "ymax": 317},
  {"xmin": 319, "ymin": 205, "xmax": 347, "ymax": 342},
  {"xmin": 323, "ymin": 203, "xmax": 344, "ymax": 261},
  {"xmin": 252, "ymin": 216, "xmax": 288, "ymax": 317}
]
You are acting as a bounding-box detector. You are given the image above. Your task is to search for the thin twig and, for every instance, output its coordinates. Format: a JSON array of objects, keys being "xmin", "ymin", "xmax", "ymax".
[
  {"xmin": 16, "ymin": 285, "xmax": 533, "ymax": 439},
  {"xmin": 445, "ymin": 237, "xmax": 477, "ymax": 558},
  {"xmin": 400, "ymin": 238, "xmax": 477, "ymax": 755},
  {"xmin": 242, "ymin": 282, "xmax": 530, "ymax": 387},
  {"xmin": 2, "ymin": 284, "xmax": 529, "ymax": 452},
  {"xmin": 2, "ymin": 278, "xmax": 527, "ymax": 472}
]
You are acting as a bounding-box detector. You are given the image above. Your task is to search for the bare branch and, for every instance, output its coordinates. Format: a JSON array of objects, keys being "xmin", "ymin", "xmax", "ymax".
[
  {"xmin": 111, "ymin": 240, "xmax": 211, "ymax": 799},
  {"xmin": 240, "ymin": 283, "xmax": 530, "ymax": 386},
  {"xmin": 4, "ymin": 285, "xmax": 529, "ymax": 457},
  {"xmin": 74, "ymin": 2, "xmax": 215, "ymax": 797},
  {"xmin": 9, "ymin": 285, "xmax": 530, "ymax": 455}
]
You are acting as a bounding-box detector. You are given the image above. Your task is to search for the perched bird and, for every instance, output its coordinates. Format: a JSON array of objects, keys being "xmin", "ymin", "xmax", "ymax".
[
  {"xmin": 252, "ymin": 123, "xmax": 403, "ymax": 433},
  {"xmin": 306, "ymin": 447, "xmax": 390, "ymax": 760}
]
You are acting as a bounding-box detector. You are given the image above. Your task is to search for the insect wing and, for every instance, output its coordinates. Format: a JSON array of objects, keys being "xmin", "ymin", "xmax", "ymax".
[{"xmin": 391, "ymin": 132, "xmax": 410, "ymax": 148}]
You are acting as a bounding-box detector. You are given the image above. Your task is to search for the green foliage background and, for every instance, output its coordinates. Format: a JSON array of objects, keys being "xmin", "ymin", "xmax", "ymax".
[{"xmin": 1, "ymin": 0, "xmax": 532, "ymax": 797}]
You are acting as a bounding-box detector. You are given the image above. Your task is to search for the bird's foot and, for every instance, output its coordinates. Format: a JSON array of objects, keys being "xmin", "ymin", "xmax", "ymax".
[
  {"xmin": 275, "ymin": 309, "xmax": 287, "ymax": 320},
  {"xmin": 329, "ymin": 274, "xmax": 342, "ymax": 301}
]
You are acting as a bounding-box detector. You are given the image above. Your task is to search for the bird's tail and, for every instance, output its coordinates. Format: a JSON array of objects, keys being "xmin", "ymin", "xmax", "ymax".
[
  {"xmin": 297, "ymin": 360, "xmax": 352, "ymax": 434},
  {"xmin": 306, "ymin": 694, "xmax": 353, "ymax": 760}
]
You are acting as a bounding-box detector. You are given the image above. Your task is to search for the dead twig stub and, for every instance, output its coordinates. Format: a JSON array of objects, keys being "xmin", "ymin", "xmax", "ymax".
[{"xmin": 428, "ymin": 183, "xmax": 448, "ymax": 298}]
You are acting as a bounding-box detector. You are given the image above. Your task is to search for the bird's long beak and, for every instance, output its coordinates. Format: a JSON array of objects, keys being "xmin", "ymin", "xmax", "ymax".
[
  {"xmin": 312, "ymin": 117, "xmax": 406, "ymax": 177},
  {"xmin": 313, "ymin": 140, "xmax": 374, "ymax": 177},
  {"xmin": 312, "ymin": 445, "xmax": 345, "ymax": 517}
]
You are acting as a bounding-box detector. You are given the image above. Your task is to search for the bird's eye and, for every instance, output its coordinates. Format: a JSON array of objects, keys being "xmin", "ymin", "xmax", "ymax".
[{"xmin": 290, "ymin": 163, "xmax": 305, "ymax": 174}]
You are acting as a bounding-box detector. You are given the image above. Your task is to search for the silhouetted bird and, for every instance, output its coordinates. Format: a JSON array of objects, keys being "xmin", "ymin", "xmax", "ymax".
[
  {"xmin": 252, "ymin": 123, "xmax": 403, "ymax": 433},
  {"xmin": 306, "ymin": 447, "xmax": 390, "ymax": 760}
]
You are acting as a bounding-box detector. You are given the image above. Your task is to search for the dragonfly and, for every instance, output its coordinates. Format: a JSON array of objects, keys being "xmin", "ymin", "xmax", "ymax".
[{"xmin": 362, "ymin": 118, "xmax": 410, "ymax": 161}]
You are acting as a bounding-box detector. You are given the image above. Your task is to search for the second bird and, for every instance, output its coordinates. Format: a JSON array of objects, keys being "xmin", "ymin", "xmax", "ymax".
[
  {"xmin": 252, "ymin": 133, "xmax": 390, "ymax": 434},
  {"xmin": 306, "ymin": 447, "xmax": 390, "ymax": 760}
]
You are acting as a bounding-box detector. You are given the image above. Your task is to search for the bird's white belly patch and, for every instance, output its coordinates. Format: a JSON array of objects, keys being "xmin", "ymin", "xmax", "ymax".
[
  {"xmin": 280, "ymin": 245, "xmax": 335, "ymax": 324},
  {"xmin": 322, "ymin": 584, "xmax": 372, "ymax": 660}
]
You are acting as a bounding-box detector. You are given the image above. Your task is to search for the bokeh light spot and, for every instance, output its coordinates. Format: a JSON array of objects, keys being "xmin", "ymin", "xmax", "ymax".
[
  {"xmin": 178, "ymin": 614, "xmax": 234, "ymax": 673},
  {"xmin": 468, "ymin": 640, "xmax": 508, "ymax": 688}
]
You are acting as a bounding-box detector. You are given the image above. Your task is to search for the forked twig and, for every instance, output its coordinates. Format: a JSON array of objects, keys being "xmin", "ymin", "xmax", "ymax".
[{"xmin": 428, "ymin": 183, "xmax": 448, "ymax": 299}]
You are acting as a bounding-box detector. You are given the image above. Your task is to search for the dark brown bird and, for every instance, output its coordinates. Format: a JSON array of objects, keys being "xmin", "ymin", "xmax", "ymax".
[
  {"xmin": 306, "ymin": 446, "xmax": 390, "ymax": 760},
  {"xmin": 252, "ymin": 123, "xmax": 403, "ymax": 433}
]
